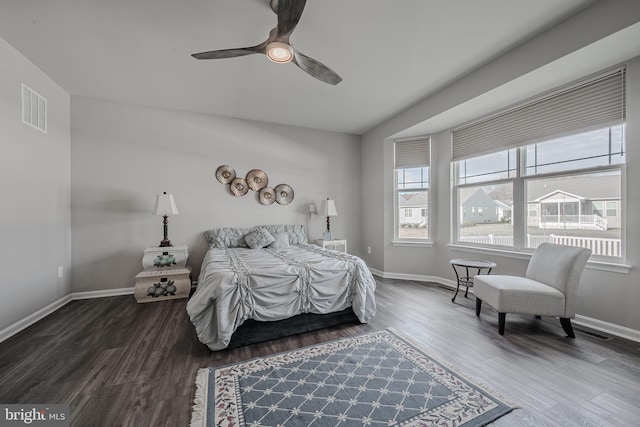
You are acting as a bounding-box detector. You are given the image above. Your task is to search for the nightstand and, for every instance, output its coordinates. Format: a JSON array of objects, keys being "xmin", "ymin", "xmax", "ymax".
[
  {"xmin": 135, "ymin": 245, "xmax": 190, "ymax": 303},
  {"xmin": 315, "ymin": 239, "xmax": 347, "ymax": 253},
  {"xmin": 134, "ymin": 267, "xmax": 192, "ymax": 303}
]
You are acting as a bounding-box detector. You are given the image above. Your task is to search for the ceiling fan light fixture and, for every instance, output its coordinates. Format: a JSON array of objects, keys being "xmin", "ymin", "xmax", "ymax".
[
  {"xmin": 191, "ymin": 1, "xmax": 342, "ymax": 84},
  {"xmin": 266, "ymin": 42, "xmax": 294, "ymax": 63}
]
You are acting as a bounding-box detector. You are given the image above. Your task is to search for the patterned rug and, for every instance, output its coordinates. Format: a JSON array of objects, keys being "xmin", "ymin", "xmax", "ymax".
[{"xmin": 190, "ymin": 329, "xmax": 516, "ymax": 427}]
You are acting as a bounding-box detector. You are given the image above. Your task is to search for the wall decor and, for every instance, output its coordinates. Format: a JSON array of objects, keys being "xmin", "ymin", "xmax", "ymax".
[
  {"xmin": 215, "ymin": 165, "xmax": 236, "ymax": 184},
  {"xmin": 259, "ymin": 187, "xmax": 276, "ymax": 205},
  {"xmin": 274, "ymin": 183, "xmax": 294, "ymax": 205},
  {"xmin": 216, "ymin": 165, "xmax": 294, "ymax": 206},
  {"xmin": 246, "ymin": 169, "xmax": 268, "ymax": 191},
  {"xmin": 229, "ymin": 177, "xmax": 249, "ymax": 196}
]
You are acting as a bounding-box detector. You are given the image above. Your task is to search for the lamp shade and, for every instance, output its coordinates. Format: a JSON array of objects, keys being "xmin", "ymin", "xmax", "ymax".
[
  {"xmin": 153, "ymin": 192, "xmax": 179, "ymax": 215},
  {"xmin": 319, "ymin": 198, "xmax": 338, "ymax": 217}
]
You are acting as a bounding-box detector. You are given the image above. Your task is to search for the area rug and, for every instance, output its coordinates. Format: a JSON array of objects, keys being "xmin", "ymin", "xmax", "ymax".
[{"xmin": 190, "ymin": 329, "xmax": 516, "ymax": 427}]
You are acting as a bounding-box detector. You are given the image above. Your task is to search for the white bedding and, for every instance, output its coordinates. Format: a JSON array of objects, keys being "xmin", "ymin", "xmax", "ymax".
[{"xmin": 186, "ymin": 244, "xmax": 377, "ymax": 350}]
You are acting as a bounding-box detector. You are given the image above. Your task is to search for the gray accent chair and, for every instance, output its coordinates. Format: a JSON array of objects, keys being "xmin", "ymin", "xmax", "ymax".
[{"xmin": 474, "ymin": 243, "xmax": 591, "ymax": 337}]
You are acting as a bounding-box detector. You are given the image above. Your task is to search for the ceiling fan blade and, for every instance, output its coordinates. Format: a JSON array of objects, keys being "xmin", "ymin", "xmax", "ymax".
[
  {"xmin": 270, "ymin": 0, "xmax": 279, "ymax": 14},
  {"xmin": 276, "ymin": 0, "xmax": 307, "ymax": 38},
  {"xmin": 192, "ymin": 45, "xmax": 265, "ymax": 60},
  {"xmin": 293, "ymin": 51, "xmax": 342, "ymax": 85}
]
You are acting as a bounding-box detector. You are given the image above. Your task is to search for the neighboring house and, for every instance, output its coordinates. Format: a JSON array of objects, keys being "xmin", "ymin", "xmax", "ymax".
[
  {"xmin": 527, "ymin": 175, "xmax": 621, "ymax": 230},
  {"xmin": 494, "ymin": 200, "xmax": 512, "ymax": 222},
  {"xmin": 399, "ymin": 192, "xmax": 428, "ymax": 226},
  {"xmin": 460, "ymin": 189, "xmax": 511, "ymax": 225}
]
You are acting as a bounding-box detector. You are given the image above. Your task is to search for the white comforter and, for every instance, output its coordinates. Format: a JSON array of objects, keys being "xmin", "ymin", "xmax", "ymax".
[{"xmin": 186, "ymin": 244, "xmax": 377, "ymax": 350}]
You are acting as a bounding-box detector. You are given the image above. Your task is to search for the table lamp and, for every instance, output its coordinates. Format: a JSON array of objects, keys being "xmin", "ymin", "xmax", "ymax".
[
  {"xmin": 153, "ymin": 192, "xmax": 179, "ymax": 247},
  {"xmin": 319, "ymin": 198, "xmax": 338, "ymax": 240}
]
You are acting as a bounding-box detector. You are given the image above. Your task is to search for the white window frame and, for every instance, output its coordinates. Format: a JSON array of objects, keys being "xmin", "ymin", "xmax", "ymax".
[
  {"xmin": 606, "ymin": 201, "xmax": 619, "ymax": 217},
  {"xmin": 452, "ymin": 151, "xmax": 625, "ymax": 261},
  {"xmin": 394, "ymin": 137, "xmax": 431, "ymax": 244},
  {"xmin": 452, "ymin": 163, "xmax": 516, "ymax": 247},
  {"xmin": 395, "ymin": 167, "xmax": 431, "ymax": 242}
]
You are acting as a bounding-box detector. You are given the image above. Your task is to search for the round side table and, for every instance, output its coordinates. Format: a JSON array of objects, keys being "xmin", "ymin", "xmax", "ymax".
[{"xmin": 450, "ymin": 259, "xmax": 497, "ymax": 303}]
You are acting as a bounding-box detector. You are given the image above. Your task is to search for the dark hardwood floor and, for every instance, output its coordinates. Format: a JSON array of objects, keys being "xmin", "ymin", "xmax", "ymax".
[{"xmin": 1, "ymin": 278, "xmax": 639, "ymax": 427}]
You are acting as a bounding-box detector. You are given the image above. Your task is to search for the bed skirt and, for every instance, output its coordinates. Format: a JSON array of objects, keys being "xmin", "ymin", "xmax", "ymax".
[{"xmin": 227, "ymin": 308, "xmax": 360, "ymax": 349}]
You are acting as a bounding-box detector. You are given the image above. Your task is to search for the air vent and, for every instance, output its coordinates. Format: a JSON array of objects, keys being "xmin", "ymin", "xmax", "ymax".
[
  {"xmin": 21, "ymin": 83, "xmax": 47, "ymax": 134},
  {"xmin": 574, "ymin": 327, "xmax": 612, "ymax": 341}
]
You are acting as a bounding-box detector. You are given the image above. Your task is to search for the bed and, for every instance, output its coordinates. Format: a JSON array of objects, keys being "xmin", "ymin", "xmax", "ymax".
[{"xmin": 186, "ymin": 225, "xmax": 377, "ymax": 351}]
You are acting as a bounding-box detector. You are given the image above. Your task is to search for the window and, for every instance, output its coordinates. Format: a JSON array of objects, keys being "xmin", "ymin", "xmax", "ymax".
[
  {"xmin": 524, "ymin": 126, "xmax": 625, "ymax": 175},
  {"xmin": 525, "ymin": 169, "xmax": 622, "ymax": 256},
  {"xmin": 457, "ymin": 149, "xmax": 516, "ymax": 185},
  {"xmin": 452, "ymin": 68, "xmax": 625, "ymax": 259},
  {"xmin": 395, "ymin": 138, "xmax": 430, "ymax": 240},
  {"xmin": 457, "ymin": 180, "xmax": 513, "ymax": 245},
  {"xmin": 455, "ymin": 127, "xmax": 624, "ymax": 257},
  {"xmin": 592, "ymin": 201, "xmax": 604, "ymax": 216}
]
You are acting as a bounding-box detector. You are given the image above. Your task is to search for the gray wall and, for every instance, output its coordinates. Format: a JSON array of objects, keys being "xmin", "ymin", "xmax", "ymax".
[
  {"xmin": 361, "ymin": 1, "xmax": 640, "ymax": 332},
  {"xmin": 70, "ymin": 97, "xmax": 361, "ymax": 292},
  {"xmin": 0, "ymin": 38, "xmax": 71, "ymax": 333}
]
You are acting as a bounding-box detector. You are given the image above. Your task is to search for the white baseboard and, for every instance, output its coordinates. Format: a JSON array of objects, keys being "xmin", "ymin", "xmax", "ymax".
[
  {"xmin": 371, "ymin": 268, "xmax": 640, "ymax": 344},
  {"xmin": 574, "ymin": 314, "xmax": 640, "ymax": 343},
  {"xmin": 370, "ymin": 268, "xmax": 457, "ymax": 289},
  {"xmin": 368, "ymin": 267, "xmax": 384, "ymax": 277},
  {"xmin": 0, "ymin": 287, "xmax": 135, "ymax": 344},
  {"xmin": 70, "ymin": 287, "xmax": 134, "ymax": 300},
  {"xmin": 0, "ymin": 294, "xmax": 72, "ymax": 343}
]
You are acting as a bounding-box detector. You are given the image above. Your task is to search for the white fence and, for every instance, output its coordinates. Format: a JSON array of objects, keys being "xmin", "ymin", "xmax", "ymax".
[
  {"xmin": 539, "ymin": 214, "xmax": 608, "ymax": 230},
  {"xmin": 459, "ymin": 234, "xmax": 621, "ymax": 257},
  {"xmin": 458, "ymin": 235, "xmax": 514, "ymax": 246},
  {"xmin": 550, "ymin": 235, "xmax": 621, "ymax": 257}
]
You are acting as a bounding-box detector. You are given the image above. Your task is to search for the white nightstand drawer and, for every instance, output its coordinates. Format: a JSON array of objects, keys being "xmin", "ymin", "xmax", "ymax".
[
  {"xmin": 142, "ymin": 245, "xmax": 189, "ymax": 270},
  {"xmin": 134, "ymin": 267, "xmax": 192, "ymax": 303}
]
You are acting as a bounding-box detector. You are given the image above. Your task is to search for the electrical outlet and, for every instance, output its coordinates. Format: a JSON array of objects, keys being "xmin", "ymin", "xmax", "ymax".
[
  {"xmin": 367, "ymin": 246, "xmax": 371, "ymax": 254},
  {"xmin": 57, "ymin": 266, "xmax": 64, "ymax": 278}
]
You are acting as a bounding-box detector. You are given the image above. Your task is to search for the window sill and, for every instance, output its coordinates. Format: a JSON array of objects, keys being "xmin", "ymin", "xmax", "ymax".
[
  {"xmin": 392, "ymin": 240, "xmax": 434, "ymax": 248},
  {"xmin": 447, "ymin": 244, "xmax": 631, "ymax": 274}
]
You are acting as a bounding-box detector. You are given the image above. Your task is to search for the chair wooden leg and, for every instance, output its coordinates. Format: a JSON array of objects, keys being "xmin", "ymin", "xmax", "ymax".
[
  {"xmin": 498, "ymin": 313, "xmax": 506, "ymax": 335},
  {"xmin": 560, "ymin": 318, "xmax": 575, "ymax": 338},
  {"xmin": 475, "ymin": 298, "xmax": 482, "ymax": 316}
]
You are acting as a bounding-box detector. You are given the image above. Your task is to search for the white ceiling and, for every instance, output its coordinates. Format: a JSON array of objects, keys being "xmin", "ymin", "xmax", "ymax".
[{"xmin": 0, "ymin": 0, "xmax": 595, "ymax": 135}]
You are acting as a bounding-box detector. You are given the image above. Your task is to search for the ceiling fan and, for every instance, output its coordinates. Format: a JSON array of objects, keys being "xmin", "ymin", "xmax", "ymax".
[{"xmin": 191, "ymin": 0, "xmax": 342, "ymax": 85}]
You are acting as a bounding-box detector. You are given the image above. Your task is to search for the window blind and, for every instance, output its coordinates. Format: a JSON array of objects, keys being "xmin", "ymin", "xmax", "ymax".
[
  {"xmin": 395, "ymin": 137, "xmax": 430, "ymax": 168},
  {"xmin": 451, "ymin": 68, "xmax": 625, "ymax": 161}
]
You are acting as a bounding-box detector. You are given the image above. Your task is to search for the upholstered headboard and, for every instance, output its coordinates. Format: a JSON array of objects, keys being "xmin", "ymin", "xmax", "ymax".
[{"xmin": 204, "ymin": 225, "xmax": 308, "ymax": 248}]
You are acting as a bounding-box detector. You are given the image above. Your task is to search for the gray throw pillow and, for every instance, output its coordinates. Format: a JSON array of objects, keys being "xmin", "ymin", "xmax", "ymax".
[
  {"xmin": 268, "ymin": 232, "xmax": 291, "ymax": 249},
  {"xmin": 244, "ymin": 227, "xmax": 276, "ymax": 249}
]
